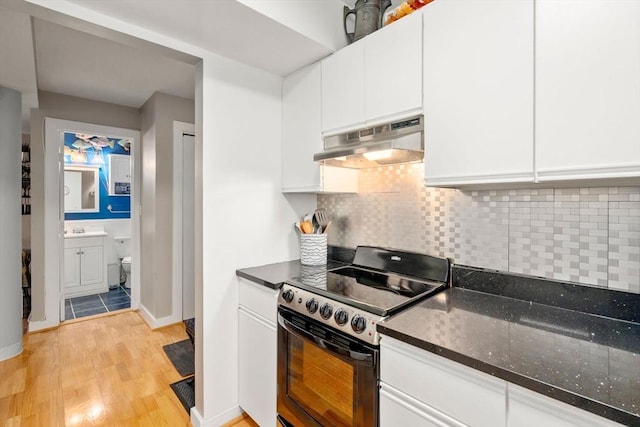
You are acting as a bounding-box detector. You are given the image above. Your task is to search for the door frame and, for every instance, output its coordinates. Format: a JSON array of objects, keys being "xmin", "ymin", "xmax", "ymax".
[
  {"xmin": 37, "ymin": 118, "xmax": 141, "ymax": 330},
  {"xmin": 172, "ymin": 121, "xmax": 196, "ymax": 321}
]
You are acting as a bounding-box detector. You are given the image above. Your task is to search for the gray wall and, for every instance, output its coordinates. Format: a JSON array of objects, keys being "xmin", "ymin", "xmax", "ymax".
[
  {"xmin": 319, "ymin": 163, "xmax": 640, "ymax": 293},
  {"xmin": 0, "ymin": 87, "xmax": 23, "ymax": 359},
  {"xmin": 140, "ymin": 92, "xmax": 194, "ymax": 319},
  {"xmin": 29, "ymin": 91, "xmax": 141, "ymax": 322}
]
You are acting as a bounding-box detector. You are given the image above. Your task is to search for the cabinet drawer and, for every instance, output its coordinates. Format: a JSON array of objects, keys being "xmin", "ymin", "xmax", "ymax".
[
  {"xmin": 380, "ymin": 382, "xmax": 466, "ymax": 427},
  {"xmin": 380, "ymin": 336, "xmax": 506, "ymax": 427},
  {"xmin": 238, "ymin": 278, "xmax": 279, "ymax": 324}
]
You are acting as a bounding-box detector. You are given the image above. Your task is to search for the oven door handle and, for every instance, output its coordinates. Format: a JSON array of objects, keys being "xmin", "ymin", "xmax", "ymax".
[{"xmin": 278, "ymin": 313, "xmax": 373, "ymax": 364}]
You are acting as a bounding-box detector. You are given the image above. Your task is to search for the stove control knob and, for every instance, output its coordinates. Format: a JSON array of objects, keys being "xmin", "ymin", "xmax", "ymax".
[
  {"xmin": 351, "ymin": 315, "xmax": 367, "ymax": 334},
  {"xmin": 334, "ymin": 309, "xmax": 349, "ymax": 326},
  {"xmin": 282, "ymin": 289, "xmax": 294, "ymax": 303},
  {"xmin": 319, "ymin": 303, "xmax": 333, "ymax": 320},
  {"xmin": 306, "ymin": 299, "xmax": 319, "ymax": 314}
]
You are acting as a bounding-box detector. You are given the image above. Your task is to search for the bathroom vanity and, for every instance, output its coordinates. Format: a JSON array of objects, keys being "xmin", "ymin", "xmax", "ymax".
[{"xmin": 63, "ymin": 232, "xmax": 108, "ymax": 298}]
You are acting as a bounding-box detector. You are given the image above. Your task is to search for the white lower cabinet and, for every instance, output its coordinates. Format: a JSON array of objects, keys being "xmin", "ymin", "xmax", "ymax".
[
  {"xmin": 63, "ymin": 235, "xmax": 107, "ymax": 298},
  {"xmin": 380, "ymin": 336, "xmax": 507, "ymax": 427},
  {"xmin": 238, "ymin": 278, "xmax": 278, "ymax": 427},
  {"xmin": 381, "ymin": 335, "xmax": 625, "ymax": 427},
  {"xmin": 507, "ymin": 384, "xmax": 624, "ymax": 427}
]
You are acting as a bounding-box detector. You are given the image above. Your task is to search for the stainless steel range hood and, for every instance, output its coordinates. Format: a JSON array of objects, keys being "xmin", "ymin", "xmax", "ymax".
[{"xmin": 314, "ymin": 115, "xmax": 424, "ymax": 169}]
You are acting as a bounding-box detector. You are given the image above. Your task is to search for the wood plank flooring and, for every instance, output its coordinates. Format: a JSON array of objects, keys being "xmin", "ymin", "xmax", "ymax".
[{"xmin": 0, "ymin": 311, "xmax": 192, "ymax": 426}]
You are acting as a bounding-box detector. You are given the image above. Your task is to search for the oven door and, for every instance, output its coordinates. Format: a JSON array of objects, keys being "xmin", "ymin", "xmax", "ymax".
[{"xmin": 277, "ymin": 306, "xmax": 379, "ymax": 427}]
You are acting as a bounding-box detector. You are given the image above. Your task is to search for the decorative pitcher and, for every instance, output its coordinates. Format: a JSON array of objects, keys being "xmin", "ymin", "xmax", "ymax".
[{"xmin": 343, "ymin": 0, "xmax": 392, "ymax": 44}]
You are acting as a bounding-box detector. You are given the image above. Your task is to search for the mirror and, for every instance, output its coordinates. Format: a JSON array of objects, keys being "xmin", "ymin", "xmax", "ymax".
[{"xmin": 64, "ymin": 166, "xmax": 100, "ymax": 212}]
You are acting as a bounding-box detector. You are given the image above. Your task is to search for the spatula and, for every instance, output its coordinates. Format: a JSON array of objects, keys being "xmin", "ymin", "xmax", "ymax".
[{"xmin": 314, "ymin": 208, "xmax": 330, "ymax": 234}]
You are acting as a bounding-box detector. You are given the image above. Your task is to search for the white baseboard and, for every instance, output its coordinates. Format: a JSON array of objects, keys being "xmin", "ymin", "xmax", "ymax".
[
  {"xmin": 190, "ymin": 405, "xmax": 243, "ymax": 427},
  {"xmin": 138, "ymin": 304, "xmax": 182, "ymax": 329},
  {"xmin": 28, "ymin": 317, "xmax": 59, "ymax": 333},
  {"xmin": 0, "ymin": 341, "xmax": 23, "ymax": 361}
]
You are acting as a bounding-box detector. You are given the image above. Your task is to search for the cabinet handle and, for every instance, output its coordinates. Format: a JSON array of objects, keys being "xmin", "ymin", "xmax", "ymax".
[{"xmin": 76, "ymin": 251, "xmax": 81, "ymax": 255}]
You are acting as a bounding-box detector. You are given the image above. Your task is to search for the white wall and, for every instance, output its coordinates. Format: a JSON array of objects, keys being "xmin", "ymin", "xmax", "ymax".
[
  {"xmin": 0, "ymin": 86, "xmax": 23, "ymax": 360},
  {"xmin": 195, "ymin": 53, "xmax": 316, "ymax": 425},
  {"xmin": 140, "ymin": 92, "xmax": 194, "ymax": 326}
]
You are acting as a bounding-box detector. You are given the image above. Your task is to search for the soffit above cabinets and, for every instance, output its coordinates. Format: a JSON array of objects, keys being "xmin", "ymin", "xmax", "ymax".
[{"xmin": 57, "ymin": 0, "xmax": 346, "ymax": 76}]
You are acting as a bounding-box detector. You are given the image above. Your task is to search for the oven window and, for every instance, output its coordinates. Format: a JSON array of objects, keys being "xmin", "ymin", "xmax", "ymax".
[{"xmin": 287, "ymin": 334, "xmax": 354, "ymax": 426}]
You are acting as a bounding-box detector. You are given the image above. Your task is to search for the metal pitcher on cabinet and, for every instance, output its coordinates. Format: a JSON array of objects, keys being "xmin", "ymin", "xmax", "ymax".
[{"xmin": 343, "ymin": 0, "xmax": 392, "ymax": 44}]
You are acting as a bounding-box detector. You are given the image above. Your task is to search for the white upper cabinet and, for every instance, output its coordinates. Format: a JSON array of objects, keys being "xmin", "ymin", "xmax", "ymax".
[
  {"xmin": 535, "ymin": 0, "xmax": 640, "ymax": 182},
  {"xmin": 321, "ymin": 41, "xmax": 366, "ymax": 134},
  {"xmin": 322, "ymin": 12, "xmax": 423, "ymax": 135},
  {"xmin": 282, "ymin": 62, "xmax": 324, "ymax": 192},
  {"xmin": 423, "ymin": 0, "xmax": 534, "ymax": 186},
  {"xmin": 282, "ymin": 62, "xmax": 357, "ymax": 193},
  {"xmin": 364, "ymin": 11, "xmax": 423, "ymax": 125}
]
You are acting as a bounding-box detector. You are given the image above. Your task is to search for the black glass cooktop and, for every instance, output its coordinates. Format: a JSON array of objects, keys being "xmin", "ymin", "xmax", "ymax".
[{"xmin": 287, "ymin": 266, "xmax": 446, "ymax": 316}]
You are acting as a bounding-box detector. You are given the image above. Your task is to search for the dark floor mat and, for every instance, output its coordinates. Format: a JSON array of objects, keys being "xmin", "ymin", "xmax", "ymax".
[
  {"xmin": 170, "ymin": 376, "xmax": 195, "ymax": 413},
  {"xmin": 163, "ymin": 339, "xmax": 195, "ymax": 376}
]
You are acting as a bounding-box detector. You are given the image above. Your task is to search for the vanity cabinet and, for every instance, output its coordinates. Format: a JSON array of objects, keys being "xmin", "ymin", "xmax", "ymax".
[
  {"xmin": 63, "ymin": 235, "xmax": 107, "ymax": 298},
  {"xmin": 282, "ymin": 62, "xmax": 357, "ymax": 193},
  {"xmin": 238, "ymin": 278, "xmax": 279, "ymax": 427},
  {"xmin": 422, "ymin": 0, "xmax": 534, "ymax": 187},
  {"xmin": 380, "ymin": 336, "xmax": 507, "ymax": 427},
  {"xmin": 535, "ymin": 0, "xmax": 640, "ymax": 182},
  {"xmin": 321, "ymin": 11, "xmax": 422, "ymax": 135}
]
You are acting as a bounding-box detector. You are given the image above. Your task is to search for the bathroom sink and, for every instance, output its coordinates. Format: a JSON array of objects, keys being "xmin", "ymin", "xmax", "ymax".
[{"xmin": 64, "ymin": 230, "xmax": 108, "ymax": 238}]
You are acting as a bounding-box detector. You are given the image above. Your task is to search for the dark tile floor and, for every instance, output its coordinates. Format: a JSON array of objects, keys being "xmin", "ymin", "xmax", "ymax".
[{"xmin": 65, "ymin": 285, "xmax": 131, "ymax": 320}]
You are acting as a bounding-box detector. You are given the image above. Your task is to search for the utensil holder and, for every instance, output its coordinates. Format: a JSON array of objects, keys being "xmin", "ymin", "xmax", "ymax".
[{"xmin": 300, "ymin": 234, "xmax": 328, "ymax": 266}]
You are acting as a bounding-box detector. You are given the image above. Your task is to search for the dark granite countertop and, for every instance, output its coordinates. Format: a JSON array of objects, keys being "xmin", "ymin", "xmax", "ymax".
[
  {"xmin": 236, "ymin": 246, "xmax": 355, "ymax": 289},
  {"xmin": 236, "ymin": 259, "xmax": 348, "ymax": 289},
  {"xmin": 378, "ymin": 267, "xmax": 640, "ymax": 426}
]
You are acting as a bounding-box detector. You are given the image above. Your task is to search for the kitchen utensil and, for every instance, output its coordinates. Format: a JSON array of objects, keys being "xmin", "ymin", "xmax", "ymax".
[
  {"xmin": 322, "ymin": 220, "xmax": 332, "ymax": 234},
  {"xmin": 294, "ymin": 222, "xmax": 302, "ymax": 233},
  {"xmin": 314, "ymin": 208, "xmax": 330, "ymax": 233},
  {"xmin": 300, "ymin": 221, "xmax": 314, "ymax": 234},
  {"xmin": 343, "ymin": 0, "xmax": 392, "ymax": 44}
]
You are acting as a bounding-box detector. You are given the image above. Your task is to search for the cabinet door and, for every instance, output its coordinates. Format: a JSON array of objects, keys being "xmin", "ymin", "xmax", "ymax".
[
  {"xmin": 321, "ymin": 41, "xmax": 365, "ymax": 134},
  {"xmin": 535, "ymin": 0, "xmax": 640, "ymax": 181},
  {"xmin": 238, "ymin": 307, "xmax": 277, "ymax": 427},
  {"xmin": 365, "ymin": 11, "xmax": 422, "ymax": 124},
  {"xmin": 64, "ymin": 247, "xmax": 81, "ymax": 289},
  {"xmin": 423, "ymin": 0, "xmax": 534, "ymax": 186},
  {"xmin": 282, "ymin": 63, "xmax": 323, "ymax": 192},
  {"xmin": 507, "ymin": 384, "xmax": 624, "ymax": 427},
  {"xmin": 80, "ymin": 245, "xmax": 103, "ymax": 286}
]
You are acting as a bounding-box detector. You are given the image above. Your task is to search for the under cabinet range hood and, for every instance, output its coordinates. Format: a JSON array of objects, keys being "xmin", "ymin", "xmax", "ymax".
[{"xmin": 314, "ymin": 115, "xmax": 424, "ymax": 169}]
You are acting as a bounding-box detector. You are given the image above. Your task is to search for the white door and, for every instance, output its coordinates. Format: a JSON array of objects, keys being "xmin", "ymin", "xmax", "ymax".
[{"xmin": 182, "ymin": 133, "xmax": 195, "ymax": 320}]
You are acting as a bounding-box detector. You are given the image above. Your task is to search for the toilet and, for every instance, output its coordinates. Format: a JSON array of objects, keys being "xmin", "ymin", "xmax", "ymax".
[{"xmin": 114, "ymin": 236, "xmax": 132, "ymax": 288}]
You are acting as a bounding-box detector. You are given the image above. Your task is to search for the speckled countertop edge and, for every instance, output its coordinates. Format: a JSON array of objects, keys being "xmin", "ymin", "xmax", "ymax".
[{"xmin": 377, "ymin": 318, "xmax": 638, "ymax": 427}]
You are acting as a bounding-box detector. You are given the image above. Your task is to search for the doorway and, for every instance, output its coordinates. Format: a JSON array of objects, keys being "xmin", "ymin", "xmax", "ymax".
[
  {"xmin": 173, "ymin": 121, "xmax": 196, "ymax": 321},
  {"xmin": 42, "ymin": 118, "xmax": 141, "ymax": 326}
]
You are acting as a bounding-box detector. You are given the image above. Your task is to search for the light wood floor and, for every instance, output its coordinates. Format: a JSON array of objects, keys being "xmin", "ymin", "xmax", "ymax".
[{"xmin": 0, "ymin": 311, "xmax": 192, "ymax": 426}]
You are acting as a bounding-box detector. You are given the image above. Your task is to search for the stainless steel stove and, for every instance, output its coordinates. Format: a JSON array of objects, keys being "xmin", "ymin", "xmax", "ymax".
[
  {"xmin": 279, "ymin": 246, "xmax": 450, "ymax": 345},
  {"xmin": 277, "ymin": 247, "xmax": 450, "ymax": 427}
]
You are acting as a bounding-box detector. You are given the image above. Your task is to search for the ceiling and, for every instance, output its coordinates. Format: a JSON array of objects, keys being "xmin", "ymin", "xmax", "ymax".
[
  {"xmin": 32, "ymin": 18, "xmax": 196, "ymax": 108},
  {"xmin": 0, "ymin": 0, "xmax": 354, "ymax": 134}
]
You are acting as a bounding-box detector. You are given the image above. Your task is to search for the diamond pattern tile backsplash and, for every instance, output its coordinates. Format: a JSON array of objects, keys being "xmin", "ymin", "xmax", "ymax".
[{"xmin": 318, "ymin": 164, "xmax": 640, "ymax": 293}]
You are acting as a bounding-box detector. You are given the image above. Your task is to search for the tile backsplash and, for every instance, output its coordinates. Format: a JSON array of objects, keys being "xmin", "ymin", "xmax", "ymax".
[{"xmin": 318, "ymin": 163, "xmax": 640, "ymax": 293}]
